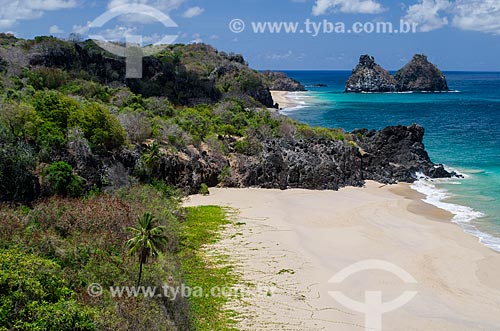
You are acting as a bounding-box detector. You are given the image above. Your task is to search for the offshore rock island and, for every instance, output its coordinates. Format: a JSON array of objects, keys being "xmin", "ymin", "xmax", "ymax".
[
  {"xmin": 345, "ymin": 55, "xmax": 398, "ymax": 93},
  {"xmin": 346, "ymin": 54, "xmax": 449, "ymax": 93}
]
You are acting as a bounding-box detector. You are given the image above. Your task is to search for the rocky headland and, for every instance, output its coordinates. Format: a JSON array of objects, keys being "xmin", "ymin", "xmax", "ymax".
[
  {"xmin": 109, "ymin": 124, "xmax": 455, "ymax": 194},
  {"xmin": 262, "ymin": 71, "xmax": 306, "ymax": 92},
  {"xmin": 0, "ymin": 35, "xmax": 455, "ymax": 202}
]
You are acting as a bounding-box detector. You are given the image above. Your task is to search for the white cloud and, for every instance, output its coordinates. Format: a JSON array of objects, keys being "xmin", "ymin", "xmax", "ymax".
[
  {"xmin": 107, "ymin": 0, "xmax": 185, "ymax": 12},
  {"xmin": 0, "ymin": 0, "xmax": 77, "ymax": 28},
  {"xmin": 49, "ymin": 24, "xmax": 64, "ymax": 34},
  {"xmin": 190, "ymin": 33, "xmax": 202, "ymax": 43},
  {"xmin": 106, "ymin": 0, "xmax": 185, "ymax": 24},
  {"xmin": 403, "ymin": 0, "xmax": 450, "ymax": 32},
  {"xmin": 452, "ymin": 0, "xmax": 500, "ymax": 35},
  {"xmin": 73, "ymin": 22, "xmax": 91, "ymax": 34},
  {"xmin": 92, "ymin": 25, "xmax": 138, "ymax": 41},
  {"xmin": 312, "ymin": 0, "xmax": 385, "ymax": 15},
  {"xmin": 403, "ymin": 0, "xmax": 500, "ymax": 35},
  {"xmin": 266, "ymin": 50, "xmax": 293, "ymax": 60},
  {"xmin": 181, "ymin": 6, "xmax": 204, "ymax": 18}
]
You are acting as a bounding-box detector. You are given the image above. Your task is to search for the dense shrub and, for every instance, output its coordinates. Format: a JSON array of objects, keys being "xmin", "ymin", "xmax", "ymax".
[
  {"xmin": 118, "ymin": 111, "xmax": 152, "ymax": 144},
  {"xmin": 143, "ymin": 97, "xmax": 175, "ymax": 117},
  {"xmin": 26, "ymin": 67, "xmax": 69, "ymax": 90},
  {"xmin": 0, "ymin": 124, "xmax": 38, "ymax": 202},
  {"xmin": 234, "ymin": 138, "xmax": 261, "ymax": 156},
  {"xmin": 174, "ymin": 106, "xmax": 214, "ymax": 142},
  {"xmin": 33, "ymin": 90, "xmax": 78, "ymax": 129},
  {"xmin": 61, "ymin": 79, "xmax": 111, "ymax": 102},
  {"xmin": 0, "ymin": 248, "xmax": 95, "ymax": 331},
  {"xmin": 42, "ymin": 161, "xmax": 85, "ymax": 197},
  {"xmin": 71, "ymin": 103, "xmax": 126, "ymax": 152},
  {"xmin": 296, "ymin": 124, "xmax": 346, "ymax": 141},
  {"xmin": 29, "ymin": 91, "xmax": 126, "ymax": 153}
]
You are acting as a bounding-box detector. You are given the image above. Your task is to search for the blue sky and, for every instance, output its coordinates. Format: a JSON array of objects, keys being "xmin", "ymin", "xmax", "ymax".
[{"xmin": 1, "ymin": 0, "xmax": 499, "ymax": 71}]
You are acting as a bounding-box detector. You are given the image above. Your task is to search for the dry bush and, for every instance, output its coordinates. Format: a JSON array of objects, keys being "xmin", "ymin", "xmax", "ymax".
[
  {"xmin": 27, "ymin": 195, "xmax": 134, "ymax": 246},
  {"xmin": 118, "ymin": 111, "xmax": 152, "ymax": 144},
  {"xmin": 67, "ymin": 127, "xmax": 93, "ymax": 160},
  {"xmin": 278, "ymin": 118, "xmax": 297, "ymax": 140}
]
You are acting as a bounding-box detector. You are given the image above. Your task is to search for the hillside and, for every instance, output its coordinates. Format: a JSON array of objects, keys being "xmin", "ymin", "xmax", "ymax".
[
  {"xmin": 0, "ymin": 35, "xmax": 455, "ymax": 330},
  {"xmin": 0, "ymin": 35, "xmax": 454, "ymax": 203}
]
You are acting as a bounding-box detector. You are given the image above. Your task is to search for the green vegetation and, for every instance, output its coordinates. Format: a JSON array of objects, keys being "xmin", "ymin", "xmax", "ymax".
[
  {"xmin": 0, "ymin": 36, "xmax": 360, "ymax": 330},
  {"xmin": 0, "ymin": 249, "xmax": 95, "ymax": 331},
  {"xmin": 199, "ymin": 183, "xmax": 210, "ymax": 195},
  {"xmin": 180, "ymin": 206, "xmax": 238, "ymax": 331},
  {"xmin": 0, "ymin": 187, "xmax": 239, "ymax": 330},
  {"xmin": 42, "ymin": 161, "xmax": 85, "ymax": 197},
  {"xmin": 0, "ymin": 186, "xmax": 184, "ymax": 330},
  {"xmin": 0, "ymin": 123, "xmax": 37, "ymax": 202}
]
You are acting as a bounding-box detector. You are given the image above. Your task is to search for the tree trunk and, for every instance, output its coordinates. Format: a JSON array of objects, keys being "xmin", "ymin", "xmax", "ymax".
[{"xmin": 137, "ymin": 252, "xmax": 144, "ymax": 286}]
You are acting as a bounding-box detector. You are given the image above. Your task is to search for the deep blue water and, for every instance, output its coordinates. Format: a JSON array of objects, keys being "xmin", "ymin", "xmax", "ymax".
[{"xmin": 281, "ymin": 71, "xmax": 500, "ymax": 250}]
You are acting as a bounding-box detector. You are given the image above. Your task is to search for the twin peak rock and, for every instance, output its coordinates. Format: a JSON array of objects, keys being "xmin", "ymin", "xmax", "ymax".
[{"xmin": 345, "ymin": 54, "xmax": 449, "ymax": 93}]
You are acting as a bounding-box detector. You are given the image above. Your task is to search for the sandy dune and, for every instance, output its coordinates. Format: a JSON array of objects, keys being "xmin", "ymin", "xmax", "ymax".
[{"xmin": 184, "ymin": 182, "xmax": 500, "ymax": 331}]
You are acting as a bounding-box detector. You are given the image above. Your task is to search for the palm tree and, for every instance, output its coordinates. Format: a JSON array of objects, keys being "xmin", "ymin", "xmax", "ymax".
[
  {"xmin": 126, "ymin": 212, "xmax": 167, "ymax": 286},
  {"xmin": 142, "ymin": 140, "xmax": 162, "ymax": 178}
]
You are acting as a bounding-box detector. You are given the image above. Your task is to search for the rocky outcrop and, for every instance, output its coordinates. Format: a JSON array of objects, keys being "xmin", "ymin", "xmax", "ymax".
[
  {"xmin": 353, "ymin": 124, "xmax": 454, "ymax": 183},
  {"xmin": 47, "ymin": 123, "xmax": 454, "ymax": 196},
  {"xmin": 346, "ymin": 54, "xmax": 449, "ymax": 93},
  {"xmin": 345, "ymin": 55, "xmax": 397, "ymax": 93},
  {"xmin": 232, "ymin": 124, "xmax": 453, "ymax": 190},
  {"xmin": 262, "ymin": 71, "xmax": 306, "ymax": 92},
  {"xmin": 395, "ymin": 54, "xmax": 449, "ymax": 92}
]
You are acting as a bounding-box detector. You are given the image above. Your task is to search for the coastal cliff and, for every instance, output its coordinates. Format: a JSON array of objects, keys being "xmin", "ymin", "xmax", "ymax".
[
  {"xmin": 111, "ymin": 124, "xmax": 453, "ymax": 194},
  {"xmin": 262, "ymin": 71, "xmax": 306, "ymax": 92},
  {"xmin": 0, "ymin": 35, "xmax": 454, "ymax": 202},
  {"xmin": 346, "ymin": 54, "xmax": 449, "ymax": 93}
]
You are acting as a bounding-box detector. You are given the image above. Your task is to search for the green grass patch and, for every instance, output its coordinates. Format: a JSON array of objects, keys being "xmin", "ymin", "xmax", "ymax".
[{"xmin": 180, "ymin": 206, "xmax": 239, "ymax": 331}]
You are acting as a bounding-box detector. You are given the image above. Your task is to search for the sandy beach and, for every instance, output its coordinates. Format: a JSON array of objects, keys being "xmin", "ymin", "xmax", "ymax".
[
  {"xmin": 271, "ymin": 91, "xmax": 300, "ymax": 109},
  {"xmin": 184, "ymin": 181, "xmax": 500, "ymax": 330}
]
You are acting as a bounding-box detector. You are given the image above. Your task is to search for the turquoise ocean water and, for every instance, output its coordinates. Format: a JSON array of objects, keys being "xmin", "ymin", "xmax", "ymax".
[{"xmin": 281, "ymin": 71, "xmax": 500, "ymax": 251}]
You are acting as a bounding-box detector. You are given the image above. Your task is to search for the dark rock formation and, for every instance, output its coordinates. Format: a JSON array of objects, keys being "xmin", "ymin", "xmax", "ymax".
[
  {"xmin": 353, "ymin": 124, "xmax": 454, "ymax": 183},
  {"xmin": 233, "ymin": 138, "xmax": 364, "ymax": 190},
  {"xmin": 395, "ymin": 54, "xmax": 449, "ymax": 92},
  {"xmin": 69, "ymin": 124, "xmax": 453, "ymax": 195},
  {"xmin": 345, "ymin": 54, "xmax": 449, "ymax": 93},
  {"xmin": 262, "ymin": 71, "xmax": 306, "ymax": 92},
  {"xmin": 231, "ymin": 124, "xmax": 453, "ymax": 190},
  {"xmin": 345, "ymin": 55, "xmax": 397, "ymax": 93}
]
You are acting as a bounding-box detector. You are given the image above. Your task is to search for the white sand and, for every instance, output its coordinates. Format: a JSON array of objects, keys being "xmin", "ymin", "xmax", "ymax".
[
  {"xmin": 184, "ymin": 182, "xmax": 500, "ymax": 330},
  {"xmin": 271, "ymin": 91, "xmax": 300, "ymax": 109}
]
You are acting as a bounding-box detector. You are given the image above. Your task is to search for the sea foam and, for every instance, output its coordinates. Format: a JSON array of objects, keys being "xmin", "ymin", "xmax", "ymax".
[{"xmin": 411, "ymin": 172, "xmax": 500, "ymax": 252}]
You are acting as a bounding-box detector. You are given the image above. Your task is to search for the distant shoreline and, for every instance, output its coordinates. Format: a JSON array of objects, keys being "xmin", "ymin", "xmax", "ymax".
[{"xmin": 270, "ymin": 90, "xmax": 302, "ymax": 109}]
